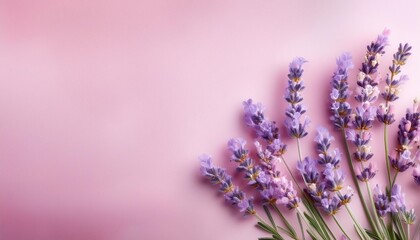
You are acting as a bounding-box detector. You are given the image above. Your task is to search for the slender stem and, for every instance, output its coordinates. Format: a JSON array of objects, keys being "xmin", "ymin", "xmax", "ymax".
[
  {"xmin": 333, "ymin": 215, "xmax": 352, "ymax": 240},
  {"xmin": 384, "ymin": 125, "xmax": 392, "ymax": 186},
  {"xmin": 296, "ymin": 138, "xmax": 303, "ymax": 162},
  {"xmin": 407, "ymin": 224, "xmax": 410, "ymax": 240},
  {"xmin": 391, "ymin": 171, "xmax": 399, "ymax": 188},
  {"xmin": 414, "ymin": 220, "xmax": 420, "ymax": 238},
  {"xmin": 296, "ymin": 211, "xmax": 306, "ymax": 240},
  {"xmin": 340, "ymin": 129, "xmax": 378, "ymax": 235},
  {"xmin": 380, "ymin": 217, "xmax": 392, "ymax": 240},
  {"xmin": 296, "ymin": 208, "xmax": 314, "ymax": 239},
  {"xmin": 255, "ymin": 213, "xmax": 283, "ymax": 239},
  {"xmin": 283, "ymin": 154, "xmax": 334, "ymax": 239},
  {"xmin": 366, "ymin": 182, "xmax": 384, "ymax": 239},
  {"xmin": 281, "ymin": 155, "xmax": 304, "ymax": 193},
  {"xmin": 343, "ymin": 204, "xmax": 369, "ymax": 240}
]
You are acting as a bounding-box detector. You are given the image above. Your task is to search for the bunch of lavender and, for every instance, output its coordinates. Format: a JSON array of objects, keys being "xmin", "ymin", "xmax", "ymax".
[{"xmin": 199, "ymin": 30, "xmax": 420, "ymax": 240}]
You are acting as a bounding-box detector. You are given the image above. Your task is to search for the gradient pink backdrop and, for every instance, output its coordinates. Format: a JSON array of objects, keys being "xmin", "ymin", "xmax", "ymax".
[{"xmin": 0, "ymin": 1, "xmax": 419, "ymax": 239}]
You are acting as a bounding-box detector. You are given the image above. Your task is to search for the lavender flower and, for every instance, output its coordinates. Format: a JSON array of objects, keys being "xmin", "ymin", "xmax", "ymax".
[
  {"xmin": 350, "ymin": 31, "xmax": 389, "ymax": 184},
  {"xmin": 315, "ymin": 127, "xmax": 340, "ymax": 167},
  {"xmin": 378, "ymin": 43, "xmax": 412, "ymax": 125},
  {"xmin": 275, "ymin": 176, "xmax": 301, "ymax": 209},
  {"xmin": 390, "ymin": 184, "xmax": 406, "ymax": 213},
  {"xmin": 402, "ymin": 209, "xmax": 416, "ymax": 224},
  {"xmin": 297, "ymin": 157, "xmax": 319, "ymax": 184},
  {"xmin": 324, "ymin": 166, "xmax": 345, "ymax": 192},
  {"xmin": 338, "ymin": 186, "xmax": 354, "ymax": 205},
  {"xmin": 284, "ymin": 57, "xmax": 310, "ymax": 138},
  {"xmin": 330, "ymin": 53, "xmax": 353, "ymax": 129},
  {"xmin": 373, "ymin": 184, "xmax": 391, "ymax": 217},
  {"xmin": 243, "ymin": 99, "xmax": 280, "ymax": 143},
  {"xmin": 356, "ymin": 163, "xmax": 377, "ymax": 182},
  {"xmin": 390, "ymin": 150, "xmax": 415, "ymax": 172},
  {"xmin": 320, "ymin": 196, "xmax": 342, "ymax": 215},
  {"xmin": 228, "ymin": 138, "xmax": 299, "ymax": 208},
  {"xmin": 228, "ymin": 138, "xmax": 248, "ymax": 163},
  {"xmin": 200, "ymin": 154, "xmax": 256, "ymax": 215},
  {"xmin": 396, "ymin": 99, "xmax": 420, "ymax": 154}
]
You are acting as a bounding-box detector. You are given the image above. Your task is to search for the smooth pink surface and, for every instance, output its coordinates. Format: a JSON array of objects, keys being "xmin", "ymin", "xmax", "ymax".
[{"xmin": 0, "ymin": 1, "xmax": 420, "ymax": 239}]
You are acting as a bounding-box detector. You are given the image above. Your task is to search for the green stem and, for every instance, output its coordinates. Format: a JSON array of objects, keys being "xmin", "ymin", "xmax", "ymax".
[
  {"xmin": 385, "ymin": 125, "xmax": 392, "ymax": 186},
  {"xmin": 391, "ymin": 171, "xmax": 399, "ymax": 188},
  {"xmin": 366, "ymin": 182, "xmax": 384, "ymax": 239},
  {"xmin": 340, "ymin": 129, "xmax": 378, "ymax": 235},
  {"xmin": 342, "ymin": 200, "xmax": 370, "ymax": 240},
  {"xmin": 333, "ymin": 215, "xmax": 352, "ymax": 240},
  {"xmin": 296, "ymin": 138, "xmax": 303, "ymax": 162},
  {"xmin": 408, "ymin": 224, "xmax": 410, "ymax": 240},
  {"xmin": 281, "ymin": 155, "xmax": 304, "ymax": 193},
  {"xmin": 380, "ymin": 217, "xmax": 392, "ymax": 240}
]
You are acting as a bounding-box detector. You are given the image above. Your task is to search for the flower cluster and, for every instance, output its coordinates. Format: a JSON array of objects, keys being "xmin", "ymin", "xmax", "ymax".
[
  {"xmin": 299, "ymin": 127, "xmax": 353, "ymax": 215},
  {"xmin": 284, "ymin": 57, "xmax": 310, "ymax": 138},
  {"xmin": 200, "ymin": 154, "xmax": 256, "ymax": 215},
  {"xmin": 199, "ymin": 30, "xmax": 419, "ymax": 240},
  {"xmin": 373, "ymin": 184, "xmax": 416, "ymax": 224}
]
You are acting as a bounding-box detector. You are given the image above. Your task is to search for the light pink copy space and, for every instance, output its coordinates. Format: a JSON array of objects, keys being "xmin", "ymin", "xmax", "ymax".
[{"xmin": 0, "ymin": 1, "xmax": 419, "ymax": 239}]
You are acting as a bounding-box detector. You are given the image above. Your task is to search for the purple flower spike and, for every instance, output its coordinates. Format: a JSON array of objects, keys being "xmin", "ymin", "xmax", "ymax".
[
  {"xmin": 402, "ymin": 209, "xmax": 416, "ymax": 224},
  {"xmin": 373, "ymin": 184, "xmax": 391, "ymax": 217},
  {"xmin": 330, "ymin": 53, "xmax": 353, "ymax": 129},
  {"xmin": 396, "ymin": 99, "xmax": 420, "ymax": 153},
  {"xmin": 285, "ymin": 57, "xmax": 310, "ymax": 138},
  {"xmin": 356, "ymin": 163, "xmax": 377, "ymax": 182},
  {"xmin": 297, "ymin": 157, "xmax": 319, "ymax": 184},
  {"xmin": 320, "ymin": 196, "xmax": 342, "ymax": 215},
  {"xmin": 243, "ymin": 99, "xmax": 264, "ymax": 127},
  {"xmin": 199, "ymin": 155, "xmax": 256, "ymax": 215},
  {"xmin": 324, "ymin": 168, "xmax": 345, "ymax": 192},
  {"xmin": 242, "ymin": 99, "xmax": 280, "ymax": 143},
  {"xmin": 275, "ymin": 176, "xmax": 301, "ymax": 209},
  {"xmin": 390, "ymin": 150, "xmax": 415, "ymax": 172},
  {"xmin": 228, "ymin": 138, "xmax": 248, "ymax": 163},
  {"xmin": 390, "ymin": 184, "xmax": 406, "ymax": 213},
  {"xmin": 378, "ymin": 43, "xmax": 412, "ymax": 125}
]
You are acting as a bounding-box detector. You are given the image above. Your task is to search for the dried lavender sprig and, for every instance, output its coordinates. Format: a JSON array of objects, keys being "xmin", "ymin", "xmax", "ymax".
[
  {"xmin": 330, "ymin": 53, "xmax": 354, "ymax": 130},
  {"xmin": 200, "ymin": 154, "xmax": 256, "ymax": 215},
  {"xmin": 284, "ymin": 57, "xmax": 310, "ymax": 139}
]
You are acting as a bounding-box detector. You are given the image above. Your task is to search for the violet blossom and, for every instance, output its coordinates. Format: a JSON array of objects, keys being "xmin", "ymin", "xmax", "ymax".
[
  {"xmin": 200, "ymin": 154, "xmax": 256, "ymax": 215},
  {"xmin": 330, "ymin": 52, "xmax": 353, "ymax": 129},
  {"xmin": 351, "ymin": 30, "xmax": 389, "ymax": 182},
  {"xmin": 377, "ymin": 43, "xmax": 412, "ymax": 125},
  {"xmin": 373, "ymin": 184, "xmax": 391, "ymax": 217},
  {"xmin": 284, "ymin": 57, "xmax": 310, "ymax": 138}
]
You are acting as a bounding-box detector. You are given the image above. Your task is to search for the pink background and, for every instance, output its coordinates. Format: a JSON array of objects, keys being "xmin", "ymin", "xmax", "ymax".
[{"xmin": 0, "ymin": 1, "xmax": 419, "ymax": 239}]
